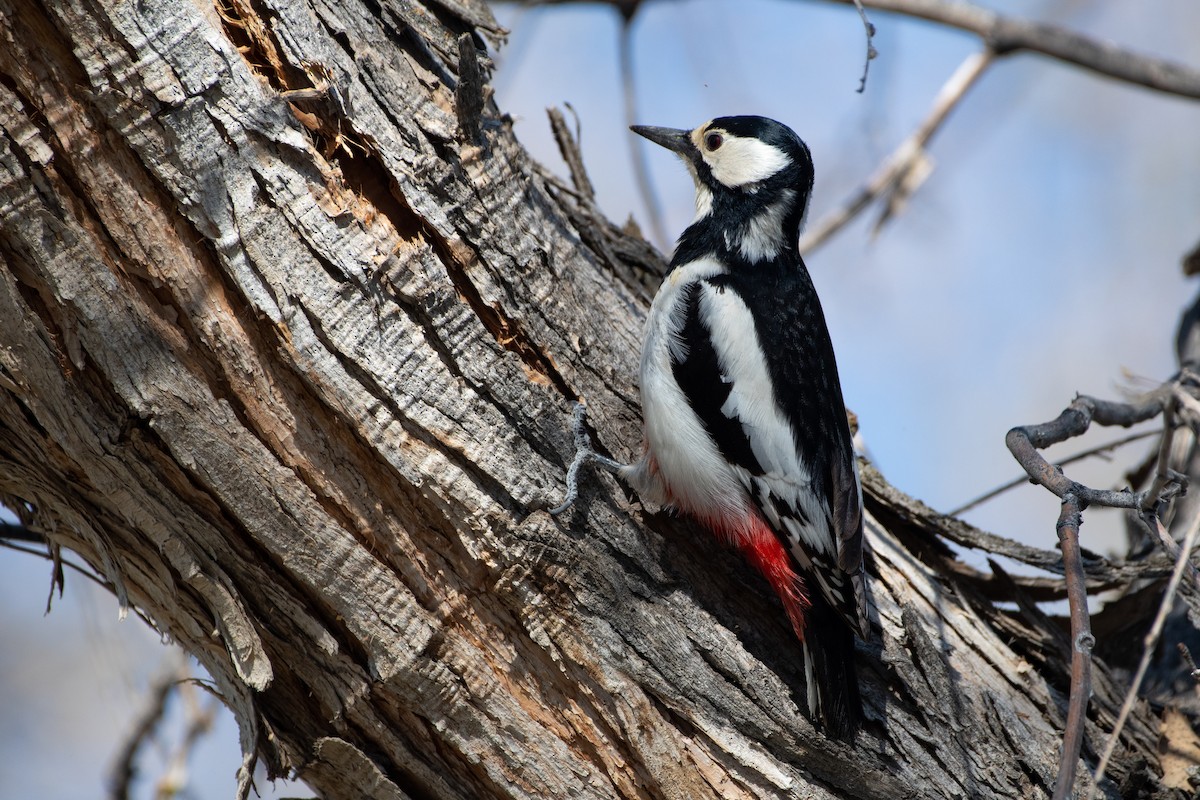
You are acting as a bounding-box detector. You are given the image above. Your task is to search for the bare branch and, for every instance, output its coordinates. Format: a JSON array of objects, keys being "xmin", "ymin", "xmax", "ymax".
[
  {"xmin": 0, "ymin": 520, "xmax": 42, "ymax": 542},
  {"xmin": 109, "ymin": 662, "xmax": 181, "ymax": 800},
  {"xmin": 843, "ymin": 0, "xmax": 1200, "ymax": 100},
  {"xmin": 547, "ymin": 106, "xmax": 595, "ymax": 200},
  {"xmin": 1144, "ymin": 402, "xmax": 1180, "ymax": 514},
  {"xmin": 851, "ymin": 0, "xmax": 878, "ymax": 93},
  {"xmin": 155, "ymin": 679, "xmax": 220, "ymax": 798},
  {"xmin": 799, "ymin": 49, "xmax": 994, "ymax": 253},
  {"xmin": 950, "ymin": 428, "xmax": 1160, "ymax": 517},
  {"xmin": 0, "ymin": 538, "xmax": 115, "ymax": 592},
  {"xmin": 861, "ymin": 461, "xmax": 1174, "ymax": 593},
  {"xmin": 1006, "ymin": 379, "xmax": 1200, "ymax": 796},
  {"xmin": 1052, "ymin": 493, "xmax": 1092, "ymax": 800},
  {"xmin": 620, "ymin": 18, "xmax": 669, "ymax": 252},
  {"xmin": 513, "ymin": 0, "xmax": 1200, "ymax": 99},
  {"xmin": 1005, "ymin": 387, "xmax": 1175, "ymax": 509}
]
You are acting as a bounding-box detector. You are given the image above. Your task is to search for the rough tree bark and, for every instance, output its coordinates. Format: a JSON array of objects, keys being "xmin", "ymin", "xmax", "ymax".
[{"xmin": 0, "ymin": 1, "xmax": 1186, "ymax": 798}]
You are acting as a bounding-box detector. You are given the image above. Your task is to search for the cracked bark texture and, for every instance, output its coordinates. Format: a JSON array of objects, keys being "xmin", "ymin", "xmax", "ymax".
[{"xmin": 0, "ymin": 1, "xmax": 1181, "ymax": 798}]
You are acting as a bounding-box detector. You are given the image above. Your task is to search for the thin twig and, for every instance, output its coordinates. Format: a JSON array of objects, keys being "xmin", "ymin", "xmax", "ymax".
[
  {"xmin": 0, "ymin": 520, "xmax": 43, "ymax": 542},
  {"xmin": 851, "ymin": 0, "xmax": 878, "ymax": 93},
  {"xmin": 619, "ymin": 17, "xmax": 669, "ymax": 252},
  {"xmin": 518, "ymin": 0, "xmax": 1200, "ymax": 100},
  {"xmin": 1133, "ymin": 512, "xmax": 1193, "ymax": 576},
  {"xmin": 1052, "ymin": 492, "xmax": 1093, "ymax": 800},
  {"xmin": 1005, "ymin": 388, "xmax": 1175, "ymax": 509},
  {"xmin": 1143, "ymin": 403, "xmax": 1178, "ymax": 514},
  {"xmin": 949, "ymin": 428, "xmax": 1160, "ymax": 516},
  {"xmin": 0, "ymin": 537, "xmax": 112, "ymax": 591},
  {"xmin": 547, "ymin": 106, "xmax": 595, "ymax": 200},
  {"xmin": 799, "ymin": 48, "xmax": 994, "ymax": 254},
  {"xmin": 837, "ymin": 0, "xmax": 1200, "ymax": 100},
  {"xmin": 155, "ymin": 678, "xmax": 220, "ymax": 798},
  {"xmin": 861, "ymin": 460, "xmax": 1173, "ymax": 589},
  {"xmin": 108, "ymin": 662, "xmax": 181, "ymax": 800},
  {"xmin": 1091, "ymin": 504, "xmax": 1200, "ymax": 793}
]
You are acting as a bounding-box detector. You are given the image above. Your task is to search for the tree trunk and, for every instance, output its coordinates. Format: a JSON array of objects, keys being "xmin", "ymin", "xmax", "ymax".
[{"xmin": 0, "ymin": 1, "xmax": 1181, "ymax": 797}]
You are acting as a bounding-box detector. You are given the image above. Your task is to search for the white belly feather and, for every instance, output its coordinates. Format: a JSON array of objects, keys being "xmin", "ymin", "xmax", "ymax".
[{"xmin": 622, "ymin": 257, "xmax": 750, "ymax": 521}]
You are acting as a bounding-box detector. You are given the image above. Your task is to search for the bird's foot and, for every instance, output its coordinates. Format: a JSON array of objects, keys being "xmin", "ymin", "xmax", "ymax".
[{"xmin": 549, "ymin": 402, "xmax": 625, "ymax": 515}]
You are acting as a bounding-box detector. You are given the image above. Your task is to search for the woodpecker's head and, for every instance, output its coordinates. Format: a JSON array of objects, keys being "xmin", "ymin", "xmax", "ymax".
[{"xmin": 632, "ymin": 116, "xmax": 814, "ymax": 264}]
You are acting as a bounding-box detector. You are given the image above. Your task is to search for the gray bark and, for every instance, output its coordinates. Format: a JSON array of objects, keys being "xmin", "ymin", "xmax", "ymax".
[{"xmin": 0, "ymin": 1, "xmax": 1182, "ymax": 797}]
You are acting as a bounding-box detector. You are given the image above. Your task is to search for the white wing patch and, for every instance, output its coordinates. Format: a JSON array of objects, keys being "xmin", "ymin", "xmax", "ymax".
[{"xmin": 626, "ymin": 258, "xmax": 838, "ymax": 567}]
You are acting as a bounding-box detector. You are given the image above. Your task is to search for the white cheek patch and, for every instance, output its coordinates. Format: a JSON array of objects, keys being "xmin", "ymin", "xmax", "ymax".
[{"xmin": 703, "ymin": 136, "xmax": 791, "ymax": 188}]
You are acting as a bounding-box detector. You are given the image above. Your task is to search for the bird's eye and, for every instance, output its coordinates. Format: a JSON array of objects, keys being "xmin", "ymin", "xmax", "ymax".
[{"xmin": 704, "ymin": 132, "xmax": 723, "ymax": 151}]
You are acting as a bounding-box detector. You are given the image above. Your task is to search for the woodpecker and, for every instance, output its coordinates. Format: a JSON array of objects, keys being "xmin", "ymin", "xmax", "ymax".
[{"xmin": 553, "ymin": 116, "xmax": 868, "ymax": 740}]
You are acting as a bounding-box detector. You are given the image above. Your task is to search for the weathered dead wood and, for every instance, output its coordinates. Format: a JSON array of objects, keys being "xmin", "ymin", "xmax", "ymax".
[{"xmin": 0, "ymin": 1, "xmax": 1186, "ymax": 798}]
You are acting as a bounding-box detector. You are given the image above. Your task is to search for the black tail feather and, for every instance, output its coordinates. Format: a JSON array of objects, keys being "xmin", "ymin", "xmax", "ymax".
[{"xmin": 800, "ymin": 588, "xmax": 863, "ymax": 742}]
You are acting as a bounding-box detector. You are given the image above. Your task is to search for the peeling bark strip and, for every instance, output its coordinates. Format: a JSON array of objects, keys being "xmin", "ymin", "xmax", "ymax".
[{"xmin": 0, "ymin": 2, "xmax": 1186, "ymax": 799}]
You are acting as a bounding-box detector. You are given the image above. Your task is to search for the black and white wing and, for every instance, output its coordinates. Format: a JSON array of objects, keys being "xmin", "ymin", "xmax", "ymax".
[{"xmin": 670, "ymin": 266, "xmax": 866, "ymax": 638}]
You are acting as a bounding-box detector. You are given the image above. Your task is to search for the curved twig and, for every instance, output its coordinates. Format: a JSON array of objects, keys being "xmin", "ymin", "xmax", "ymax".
[
  {"xmin": 1005, "ymin": 389, "xmax": 1173, "ymax": 509},
  {"xmin": 851, "ymin": 0, "xmax": 878, "ymax": 93},
  {"xmin": 110, "ymin": 663, "xmax": 180, "ymax": 800},
  {"xmin": 949, "ymin": 427, "xmax": 1160, "ymax": 517}
]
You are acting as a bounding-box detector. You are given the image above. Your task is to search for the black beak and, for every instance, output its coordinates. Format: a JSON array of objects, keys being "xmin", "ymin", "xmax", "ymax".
[{"xmin": 630, "ymin": 125, "xmax": 692, "ymax": 155}]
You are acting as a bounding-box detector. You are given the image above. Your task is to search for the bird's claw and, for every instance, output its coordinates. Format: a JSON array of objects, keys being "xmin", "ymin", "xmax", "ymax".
[{"xmin": 549, "ymin": 402, "xmax": 624, "ymax": 515}]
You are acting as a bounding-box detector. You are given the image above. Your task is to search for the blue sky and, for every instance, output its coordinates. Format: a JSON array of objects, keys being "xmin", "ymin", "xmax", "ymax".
[{"xmin": 3, "ymin": 1, "xmax": 1199, "ymax": 796}]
